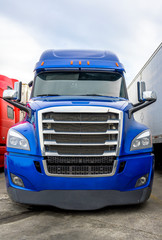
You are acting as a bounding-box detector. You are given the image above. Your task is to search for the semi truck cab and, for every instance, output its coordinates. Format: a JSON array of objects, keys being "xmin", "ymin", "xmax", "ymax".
[
  {"xmin": 3, "ymin": 50, "xmax": 156, "ymax": 210},
  {"xmin": 0, "ymin": 75, "xmax": 19, "ymax": 168}
]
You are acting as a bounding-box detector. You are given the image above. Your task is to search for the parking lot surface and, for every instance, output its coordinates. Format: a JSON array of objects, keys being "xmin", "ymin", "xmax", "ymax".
[{"xmin": 0, "ymin": 169, "xmax": 162, "ymax": 240}]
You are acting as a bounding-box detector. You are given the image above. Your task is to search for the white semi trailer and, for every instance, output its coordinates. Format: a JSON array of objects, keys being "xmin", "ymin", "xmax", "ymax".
[{"xmin": 128, "ymin": 43, "xmax": 162, "ymax": 166}]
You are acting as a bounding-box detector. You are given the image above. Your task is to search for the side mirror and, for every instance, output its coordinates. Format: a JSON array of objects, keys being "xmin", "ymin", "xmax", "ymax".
[
  {"xmin": 3, "ymin": 82, "xmax": 22, "ymax": 101},
  {"xmin": 129, "ymin": 87, "xmax": 157, "ymax": 118},
  {"xmin": 3, "ymin": 81, "xmax": 31, "ymax": 117},
  {"xmin": 142, "ymin": 91, "xmax": 157, "ymax": 101},
  {"xmin": 3, "ymin": 89, "xmax": 17, "ymax": 100},
  {"xmin": 137, "ymin": 81, "xmax": 146, "ymax": 102}
]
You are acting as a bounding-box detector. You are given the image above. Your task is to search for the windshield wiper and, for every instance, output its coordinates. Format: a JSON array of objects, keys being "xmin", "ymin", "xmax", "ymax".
[
  {"xmin": 36, "ymin": 94, "xmax": 60, "ymax": 97},
  {"xmin": 81, "ymin": 94, "xmax": 122, "ymax": 98},
  {"xmin": 80, "ymin": 94, "xmax": 104, "ymax": 96}
]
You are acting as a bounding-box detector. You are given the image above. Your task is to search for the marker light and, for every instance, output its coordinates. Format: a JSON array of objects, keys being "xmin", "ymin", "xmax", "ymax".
[
  {"xmin": 41, "ymin": 61, "xmax": 44, "ymax": 66},
  {"xmin": 79, "ymin": 61, "xmax": 81, "ymax": 65},
  {"xmin": 116, "ymin": 62, "xmax": 119, "ymax": 67},
  {"xmin": 71, "ymin": 61, "xmax": 73, "ymax": 65},
  {"xmin": 87, "ymin": 61, "xmax": 90, "ymax": 65}
]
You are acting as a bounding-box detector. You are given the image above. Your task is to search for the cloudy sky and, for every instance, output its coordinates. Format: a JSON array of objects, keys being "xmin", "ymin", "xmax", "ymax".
[{"xmin": 0, "ymin": 0, "xmax": 161, "ymax": 85}]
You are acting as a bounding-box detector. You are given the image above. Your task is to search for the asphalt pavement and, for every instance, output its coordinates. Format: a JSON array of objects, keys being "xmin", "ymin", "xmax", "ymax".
[{"xmin": 0, "ymin": 168, "xmax": 162, "ymax": 240}]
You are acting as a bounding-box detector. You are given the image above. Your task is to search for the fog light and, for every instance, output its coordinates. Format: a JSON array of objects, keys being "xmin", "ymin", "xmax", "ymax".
[
  {"xmin": 135, "ymin": 174, "xmax": 149, "ymax": 188},
  {"xmin": 11, "ymin": 173, "xmax": 24, "ymax": 187}
]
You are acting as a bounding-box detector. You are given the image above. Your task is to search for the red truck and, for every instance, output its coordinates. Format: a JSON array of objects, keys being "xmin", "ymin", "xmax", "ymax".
[{"xmin": 0, "ymin": 75, "xmax": 20, "ymax": 167}]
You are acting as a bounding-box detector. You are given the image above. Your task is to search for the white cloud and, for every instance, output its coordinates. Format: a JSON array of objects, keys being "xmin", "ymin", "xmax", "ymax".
[
  {"xmin": 120, "ymin": 18, "xmax": 161, "ymax": 85},
  {"xmin": 0, "ymin": 16, "xmax": 43, "ymax": 83},
  {"xmin": 0, "ymin": 0, "xmax": 161, "ymax": 85}
]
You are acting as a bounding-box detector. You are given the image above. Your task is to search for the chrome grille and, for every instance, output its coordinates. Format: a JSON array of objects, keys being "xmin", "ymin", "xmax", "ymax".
[
  {"xmin": 45, "ymin": 156, "xmax": 116, "ymax": 175},
  {"xmin": 43, "ymin": 122, "xmax": 118, "ymax": 133},
  {"xmin": 38, "ymin": 106, "xmax": 122, "ymax": 176},
  {"xmin": 43, "ymin": 112, "xmax": 119, "ymax": 121},
  {"xmin": 44, "ymin": 145, "xmax": 116, "ymax": 155},
  {"xmin": 43, "ymin": 134, "xmax": 118, "ymax": 144}
]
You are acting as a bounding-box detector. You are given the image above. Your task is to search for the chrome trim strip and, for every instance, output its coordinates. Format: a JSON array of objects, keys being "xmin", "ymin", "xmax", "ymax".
[
  {"xmin": 44, "ymin": 152, "xmax": 116, "ymax": 157},
  {"xmin": 39, "ymin": 106, "xmax": 111, "ymax": 113},
  {"xmin": 42, "ymin": 119, "xmax": 119, "ymax": 124},
  {"xmin": 42, "ymin": 130, "xmax": 119, "ymax": 135},
  {"xmin": 117, "ymin": 111, "xmax": 123, "ymax": 156},
  {"xmin": 42, "ymin": 159, "xmax": 118, "ymax": 178},
  {"xmin": 44, "ymin": 141, "xmax": 118, "ymax": 146}
]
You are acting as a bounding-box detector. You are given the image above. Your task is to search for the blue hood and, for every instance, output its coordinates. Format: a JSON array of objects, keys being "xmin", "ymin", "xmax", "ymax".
[
  {"xmin": 28, "ymin": 96, "xmax": 131, "ymax": 112},
  {"xmin": 10, "ymin": 95, "xmax": 150, "ymax": 158}
]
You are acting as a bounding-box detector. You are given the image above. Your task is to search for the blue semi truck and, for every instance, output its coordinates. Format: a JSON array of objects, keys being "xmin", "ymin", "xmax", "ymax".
[{"xmin": 3, "ymin": 50, "xmax": 156, "ymax": 210}]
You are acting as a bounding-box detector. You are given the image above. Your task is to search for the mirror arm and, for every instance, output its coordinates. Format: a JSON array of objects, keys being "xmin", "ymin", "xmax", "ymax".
[
  {"xmin": 132, "ymin": 100, "xmax": 145, "ymax": 107},
  {"xmin": 129, "ymin": 99, "xmax": 156, "ymax": 119},
  {"xmin": 3, "ymin": 98, "xmax": 31, "ymax": 118}
]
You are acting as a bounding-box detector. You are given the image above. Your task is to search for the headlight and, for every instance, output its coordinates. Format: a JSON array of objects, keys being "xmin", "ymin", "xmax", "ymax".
[
  {"xmin": 7, "ymin": 129, "xmax": 30, "ymax": 151},
  {"xmin": 130, "ymin": 130, "xmax": 152, "ymax": 151}
]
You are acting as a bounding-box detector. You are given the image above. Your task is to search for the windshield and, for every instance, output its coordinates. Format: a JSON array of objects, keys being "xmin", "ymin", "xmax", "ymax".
[{"xmin": 32, "ymin": 71, "xmax": 128, "ymax": 99}]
